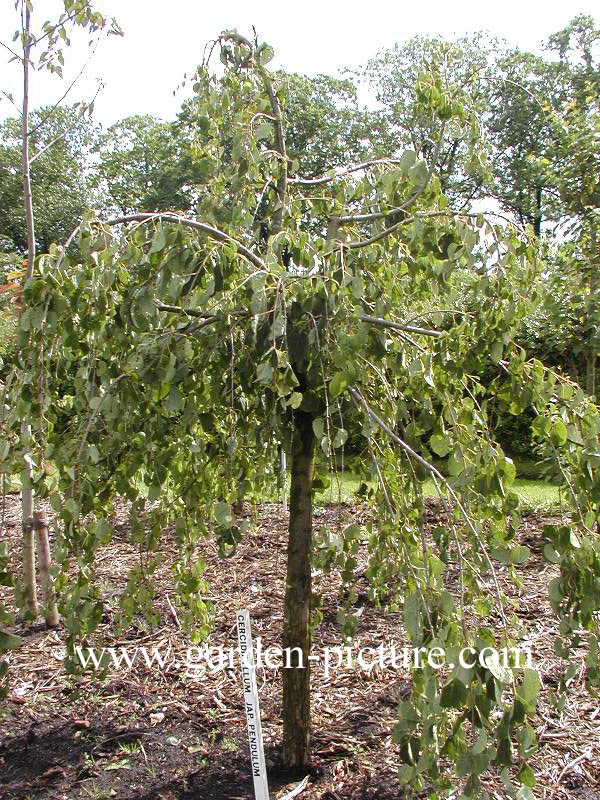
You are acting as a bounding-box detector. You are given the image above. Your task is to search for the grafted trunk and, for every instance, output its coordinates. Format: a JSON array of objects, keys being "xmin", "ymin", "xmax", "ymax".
[
  {"xmin": 282, "ymin": 410, "xmax": 315, "ymax": 768},
  {"xmin": 33, "ymin": 512, "xmax": 59, "ymax": 627},
  {"xmin": 22, "ymin": 510, "xmax": 37, "ymax": 617}
]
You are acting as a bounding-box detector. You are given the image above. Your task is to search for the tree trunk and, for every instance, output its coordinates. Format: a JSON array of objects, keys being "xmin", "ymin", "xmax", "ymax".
[
  {"xmin": 22, "ymin": 510, "xmax": 37, "ymax": 617},
  {"xmin": 33, "ymin": 512, "xmax": 59, "ymax": 627},
  {"xmin": 21, "ymin": 5, "xmax": 38, "ymax": 619},
  {"xmin": 282, "ymin": 410, "xmax": 315, "ymax": 768}
]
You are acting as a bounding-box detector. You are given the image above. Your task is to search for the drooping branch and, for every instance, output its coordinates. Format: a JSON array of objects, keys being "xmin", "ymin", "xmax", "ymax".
[
  {"xmin": 157, "ymin": 303, "xmax": 218, "ymax": 319},
  {"xmin": 27, "ymin": 48, "xmax": 101, "ymax": 139},
  {"xmin": 0, "ymin": 88, "xmax": 21, "ymax": 114},
  {"xmin": 107, "ymin": 213, "xmax": 268, "ymax": 272},
  {"xmin": 219, "ymin": 31, "xmax": 288, "ymax": 235},
  {"xmin": 0, "ymin": 38, "xmax": 21, "ymax": 61},
  {"xmin": 348, "ymin": 386, "xmax": 509, "ymax": 629},
  {"xmin": 358, "ymin": 314, "xmax": 443, "ymax": 338},
  {"xmin": 261, "ymin": 71, "xmax": 287, "ymax": 235},
  {"xmin": 341, "ymin": 127, "xmax": 446, "ymax": 250},
  {"xmin": 334, "ymin": 206, "xmax": 455, "ymax": 228},
  {"xmin": 288, "ymin": 158, "xmax": 408, "ymax": 186}
]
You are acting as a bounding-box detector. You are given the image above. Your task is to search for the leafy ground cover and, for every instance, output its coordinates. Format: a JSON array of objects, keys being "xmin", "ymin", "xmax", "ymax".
[{"xmin": 1, "ymin": 493, "xmax": 599, "ymax": 799}]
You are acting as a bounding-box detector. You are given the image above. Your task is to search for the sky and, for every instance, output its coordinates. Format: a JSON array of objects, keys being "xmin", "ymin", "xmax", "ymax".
[{"xmin": 1, "ymin": 0, "xmax": 599, "ymax": 126}]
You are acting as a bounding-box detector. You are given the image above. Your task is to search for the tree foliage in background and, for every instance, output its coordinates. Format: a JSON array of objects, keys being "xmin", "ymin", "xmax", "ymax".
[
  {"xmin": 358, "ymin": 34, "xmax": 496, "ymax": 207},
  {"xmin": 277, "ymin": 72, "xmax": 380, "ymax": 178},
  {"xmin": 543, "ymin": 16, "xmax": 600, "ymax": 395},
  {"xmin": 0, "ymin": 105, "xmax": 97, "ymax": 254},
  {"xmin": 95, "ymin": 114, "xmax": 197, "ymax": 215},
  {"xmin": 486, "ymin": 50, "xmax": 566, "ymax": 238}
]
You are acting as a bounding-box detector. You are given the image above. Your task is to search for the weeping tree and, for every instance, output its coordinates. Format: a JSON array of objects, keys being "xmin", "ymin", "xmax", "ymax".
[
  {"xmin": 1, "ymin": 0, "xmax": 120, "ymax": 627},
  {"xmin": 5, "ymin": 32, "xmax": 600, "ymax": 796}
]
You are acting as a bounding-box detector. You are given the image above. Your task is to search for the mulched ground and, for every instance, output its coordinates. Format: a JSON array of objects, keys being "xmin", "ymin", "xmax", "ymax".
[{"xmin": 0, "ymin": 494, "xmax": 599, "ymax": 800}]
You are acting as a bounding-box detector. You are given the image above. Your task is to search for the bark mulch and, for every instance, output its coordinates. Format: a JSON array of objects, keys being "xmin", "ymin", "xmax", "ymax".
[{"xmin": 0, "ymin": 495, "xmax": 599, "ymax": 799}]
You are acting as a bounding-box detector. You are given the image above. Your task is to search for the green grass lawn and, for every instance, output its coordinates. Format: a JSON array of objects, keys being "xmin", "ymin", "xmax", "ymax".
[{"xmin": 311, "ymin": 471, "xmax": 561, "ymax": 510}]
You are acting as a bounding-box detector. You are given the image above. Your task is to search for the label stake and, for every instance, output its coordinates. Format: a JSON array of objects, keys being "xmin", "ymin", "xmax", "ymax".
[{"xmin": 236, "ymin": 609, "xmax": 270, "ymax": 800}]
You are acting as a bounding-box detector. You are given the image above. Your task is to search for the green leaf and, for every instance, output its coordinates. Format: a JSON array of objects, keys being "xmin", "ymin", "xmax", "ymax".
[
  {"xmin": 333, "ymin": 428, "xmax": 348, "ymax": 449},
  {"xmin": 257, "ymin": 44, "xmax": 275, "ymax": 65},
  {"xmin": 440, "ymin": 679, "xmax": 468, "ymax": 708},
  {"xmin": 255, "ymin": 361, "xmax": 274, "ymax": 385},
  {"xmin": 214, "ymin": 502, "xmax": 234, "ymax": 528},
  {"xmin": 495, "ymin": 736, "xmax": 514, "ymax": 766},
  {"xmin": 0, "ymin": 631, "xmax": 21, "ymax": 652},
  {"xmin": 492, "ymin": 544, "xmax": 529, "ymax": 565},
  {"xmin": 430, "ymin": 433, "xmax": 451, "ymax": 457},
  {"xmin": 329, "ymin": 372, "xmax": 349, "ymax": 398},
  {"xmin": 398, "ymin": 150, "xmax": 417, "ymax": 172},
  {"xmin": 408, "ymin": 159, "xmax": 428, "ymax": 186},
  {"xmin": 491, "ymin": 340, "xmax": 503, "ymax": 362},
  {"xmin": 148, "ymin": 484, "xmax": 161, "ymax": 502},
  {"xmin": 566, "ymin": 424, "xmax": 584, "ymax": 445},
  {"xmin": 471, "ymin": 727, "xmax": 488, "ymax": 755},
  {"xmin": 550, "ymin": 419, "xmax": 567, "ymax": 446},
  {"xmin": 403, "ymin": 592, "xmax": 421, "ymax": 641},
  {"xmin": 543, "ymin": 543, "xmax": 561, "ymax": 564},
  {"xmin": 569, "ymin": 530, "xmax": 580, "ymax": 548},
  {"xmin": 288, "ymin": 392, "xmax": 303, "ymax": 409},
  {"xmin": 166, "ymin": 387, "xmax": 183, "ymax": 412},
  {"xmin": 149, "ymin": 226, "xmax": 167, "ymax": 253},
  {"xmin": 509, "ymin": 544, "xmax": 530, "ymax": 564},
  {"xmin": 482, "ymin": 652, "xmax": 512, "ymax": 684},
  {"xmin": 343, "ymin": 523, "xmax": 362, "ymax": 541},
  {"xmin": 255, "ymin": 123, "xmax": 272, "ymax": 140},
  {"xmin": 520, "ymin": 668, "xmax": 541, "ymax": 706},
  {"xmin": 548, "ymin": 577, "xmax": 563, "ymax": 604}
]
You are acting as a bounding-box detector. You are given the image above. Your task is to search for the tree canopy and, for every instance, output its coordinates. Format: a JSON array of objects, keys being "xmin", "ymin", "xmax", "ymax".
[
  {"xmin": 2, "ymin": 8, "xmax": 600, "ymax": 797},
  {"xmin": 4, "ymin": 30, "xmax": 600, "ymax": 797}
]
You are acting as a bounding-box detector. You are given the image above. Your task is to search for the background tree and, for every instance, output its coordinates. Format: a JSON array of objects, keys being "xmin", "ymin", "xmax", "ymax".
[
  {"xmin": 544, "ymin": 15, "xmax": 600, "ymax": 396},
  {"xmin": 277, "ymin": 72, "xmax": 379, "ymax": 178},
  {"xmin": 485, "ymin": 50, "xmax": 567, "ymax": 237},
  {"xmin": 95, "ymin": 114, "xmax": 196, "ymax": 215},
  {"xmin": 358, "ymin": 34, "xmax": 496, "ymax": 207},
  {"xmin": 0, "ymin": 105, "xmax": 98, "ymax": 253}
]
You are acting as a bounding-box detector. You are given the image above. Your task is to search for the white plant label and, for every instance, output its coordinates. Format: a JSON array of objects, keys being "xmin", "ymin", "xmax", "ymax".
[{"xmin": 236, "ymin": 609, "xmax": 270, "ymax": 800}]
